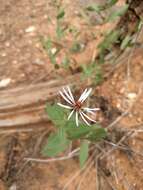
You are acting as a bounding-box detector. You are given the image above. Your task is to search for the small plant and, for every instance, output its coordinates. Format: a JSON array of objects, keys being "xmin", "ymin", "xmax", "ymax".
[
  {"xmin": 81, "ymin": 62, "xmax": 103, "ymax": 85},
  {"xmin": 85, "ymin": 1, "xmax": 128, "ymax": 24},
  {"xmin": 70, "ymin": 41, "xmax": 85, "ymax": 53},
  {"xmin": 41, "ymin": 37, "xmax": 58, "ymax": 65},
  {"xmin": 56, "ymin": 8, "xmax": 66, "ymax": 39},
  {"xmin": 42, "ymin": 87, "xmax": 107, "ymax": 167}
]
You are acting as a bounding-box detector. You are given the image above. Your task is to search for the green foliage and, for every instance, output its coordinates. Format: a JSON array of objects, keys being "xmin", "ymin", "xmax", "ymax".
[
  {"xmin": 85, "ymin": 0, "xmax": 118, "ymax": 13},
  {"xmin": 56, "ymin": 8, "xmax": 66, "ymax": 39},
  {"xmin": 61, "ymin": 56, "xmax": 70, "ymax": 68},
  {"xmin": 81, "ymin": 64, "xmax": 94, "ymax": 78},
  {"xmin": 86, "ymin": 4, "xmax": 103, "ymax": 13},
  {"xmin": 94, "ymin": 64, "xmax": 103, "ymax": 85},
  {"xmin": 79, "ymin": 140, "xmax": 89, "ymax": 168},
  {"xmin": 56, "ymin": 22, "xmax": 65, "ymax": 39},
  {"xmin": 81, "ymin": 63, "xmax": 103, "ymax": 85},
  {"xmin": 70, "ymin": 42, "xmax": 85, "ymax": 53},
  {"xmin": 107, "ymin": 0, "xmax": 118, "ymax": 6},
  {"xmin": 138, "ymin": 20, "xmax": 143, "ymax": 31},
  {"xmin": 46, "ymin": 103, "xmax": 66, "ymax": 126},
  {"xmin": 66, "ymin": 122, "xmax": 91, "ymax": 139},
  {"xmin": 42, "ymin": 128, "xmax": 70, "ymax": 157},
  {"xmin": 106, "ymin": 4, "xmax": 129, "ymax": 22},
  {"xmin": 120, "ymin": 35, "xmax": 132, "ymax": 50},
  {"xmin": 41, "ymin": 0, "xmax": 130, "ymax": 166},
  {"xmin": 57, "ymin": 8, "xmax": 65, "ymax": 20},
  {"xmin": 42, "ymin": 104, "xmax": 107, "ymax": 165},
  {"xmin": 99, "ymin": 30, "xmax": 120, "ymax": 52},
  {"xmin": 46, "ymin": 104, "xmax": 107, "ymax": 142},
  {"xmin": 41, "ymin": 38, "xmax": 57, "ymax": 65},
  {"xmin": 87, "ymin": 125, "xmax": 107, "ymax": 141}
]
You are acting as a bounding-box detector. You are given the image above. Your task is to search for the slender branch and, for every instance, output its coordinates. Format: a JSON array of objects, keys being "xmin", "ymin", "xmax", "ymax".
[{"xmin": 24, "ymin": 148, "xmax": 80, "ymax": 163}]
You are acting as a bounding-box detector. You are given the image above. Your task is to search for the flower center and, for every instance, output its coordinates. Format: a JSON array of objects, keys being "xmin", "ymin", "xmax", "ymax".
[{"xmin": 74, "ymin": 101, "xmax": 82, "ymax": 111}]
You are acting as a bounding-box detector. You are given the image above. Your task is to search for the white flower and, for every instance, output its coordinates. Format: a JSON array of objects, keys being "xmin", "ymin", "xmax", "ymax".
[{"xmin": 57, "ymin": 86, "xmax": 100, "ymax": 126}]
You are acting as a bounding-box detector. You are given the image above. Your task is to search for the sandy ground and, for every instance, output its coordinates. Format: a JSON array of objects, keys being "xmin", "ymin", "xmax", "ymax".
[{"xmin": 0, "ymin": 0, "xmax": 143, "ymax": 189}]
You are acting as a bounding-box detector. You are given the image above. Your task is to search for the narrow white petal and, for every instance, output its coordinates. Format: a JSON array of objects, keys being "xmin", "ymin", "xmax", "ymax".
[
  {"xmin": 75, "ymin": 112, "xmax": 79, "ymax": 127},
  {"xmin": 82, "ymin": 112, "xmax": 96, "ymax": 123},
  {"xmin": 57, "ymin": 103, "xmax": 72, "ymax": 109},
  {"xmin": 67, "ymin": 86, "xmax": 75, "ymax": 102},
  {"xmin": 78, "ymin": 88, "xmax": 88, "ymax": 102},
  {"xmin": 84, "ymin": 110, "xmax": 95, "ymax": 115},
  {"xmin": 68, "ymin": 109, "xmax": 74, "ymax": 120},
  {"xmin": 79, "ymin": 112, "xmax": 90, "ymax": 126},
  {"xmin": 84, "ymin": 107, "xmax": 100, "ymax": 111},
  {"xmin": 80, "ymin": 88, "xmax": 92, "ymax": 103},
  {"xmin": 59, "ymin": 91, "xmax": 73, "ymax": 105},
  {"xmin": 63, "ymin": 87, "xmax": 75, "ymax": 104}
]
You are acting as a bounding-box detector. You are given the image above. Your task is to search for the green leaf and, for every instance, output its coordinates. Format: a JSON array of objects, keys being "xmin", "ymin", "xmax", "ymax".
[
  {"xmin": 94, "ymin": 63, "xmax": 103, "ymax": 84},
  {"xmin": 81, "ymin": 64, "xmax": 94, "ymax": 78},
  {"xmin": 57, "ymin": 9, "xmax": 65, "ymax": 20},
  {"xmin": 79, "ymin": 140, "xmax": 89, "ymax": 168},
  {"xmin": 70, "ymin": 42, "xmax": 84, "ymax": 53},
  {"xmin": 46, "ymin": 104, "xmax": 65, "ymax": 126},
  {"xmin": 56, "ymin": 22, "xmax": 65, "ymax": 39},
  {"xmin": 61, "ymin": 56, "xmax": 70, "ymax": 68},
  {"xmin": 107, "ymin": 0, "xmax": 118, "ymax": 7},
  {"xmin": 106, "ymin": 4, "xmax": 129, "ymax": 22},
  {"xmin": 42, "ymin": 128, "xmax": 70, "ymax": 157},
  {"xmin": 87, "ymin": 126, "xmax": 107, "ymax": 141},
  {"xmin": 98, "ymin": 30, "xmax": 120, "ymax": 52},
  {"xmin": 86, "ymin": 4, "xmax": 103, "ymax": 13},
  {"xmin": 42, "ymin": 38, "xmax": 57, "ymax": 64},
  {"xmin": 120, "ymin": 35, "xmax": 131, "ymax": 50},
  {"xmin": 137, "ymin": 20, "xmax": 143, "ymax": 31},
  {"xmin": 66, "ymin": 121, "xmax": 91, "ymax": 140}
]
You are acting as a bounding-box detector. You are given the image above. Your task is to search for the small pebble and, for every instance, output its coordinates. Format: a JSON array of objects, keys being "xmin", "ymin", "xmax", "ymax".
[
  {"xmin": 34, "ymin": 58, "xmax": 45, "ymax": 65},
  {"xmin": 0, "ymin": 78, "xmax": 11, "ymax": 88},
  {"xmin": 1, "ymin": 53, "xmax": 6, "ymax": 57},
  {"xmin": 51, "ymin": 48, "xmax": 57, "ymax": 55},
  {"xmin": 5, "ymin": 42, "xmax": 10, "ymax": 47},
  {"xmin": 127, "ymin": 92, "xmax": 137, "ymax": 100},
  {"xmin": 25, "ymin": 26, "xmax": 36, "ymax": 33}
]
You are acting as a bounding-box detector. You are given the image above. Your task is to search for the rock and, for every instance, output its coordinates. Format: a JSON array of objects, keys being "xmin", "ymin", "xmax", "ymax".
[
  {"xmin": 33, "ymin": 58, "xmax": 45, "ymax": 65},
  {"xmin": 5, "ymin": 42, "xmax": 10, "ymax": 47},
  {"xmin": 0, "ymin": 78, "xmax": 11, "ymax": 88},
  {"xmin": 1, "ymin": 52, "xmax": 7, "ymax": 57},
  {"xmin": 51, "ymin": 48, "xmax": 57, "ymax": 55},
  {"xmin": 25, "ymin": 26, "xmax": 36, "ymax": 33},
  {"xmin": 127, "ymin": 92, "xmax": 137, "ymax": 100}
]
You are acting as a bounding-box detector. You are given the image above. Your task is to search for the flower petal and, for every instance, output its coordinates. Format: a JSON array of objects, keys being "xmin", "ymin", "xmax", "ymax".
[
  {"xmin": 83, "ymin": 107, "xmax": 100, "ymax": 114},
  {"xmin": 59, "ymin": 91, "xmax": 73, "ymax": 105},
  {"xmin": 67, "ymin": 86, "xmax": 75, "ymax": 103},
  {"xmin": 84, "ymin": 109, "xmax": 95, "ymax": 115},
  {"xmin": 68, "ymin": 109, "xmax": 74, "ymax": 120},
  {"xmin": 63, "ymin": 87, "xmax": 75, "ymax": 104},
  {"xmin": 75, "ymin": 111, "xmax": 79, "ymax": 127},
  {"xmin": 78, "ymin": 88, "xmax": 88, "ymax": 102},
  {"xmin": 57, "ymin": 103, "xmax": 72, "ymax": 109},
  {"xmin": 79, "ymin": 112, "xmax": 90, "ymax": 126},
  {"xmin": 84, "ymin": 108, "xmax": 100, "ymax": 111},
  {"xmin": 80, "ymin": 88, "xmax": 92, "ymax": 103},
  {"xmin": 82, "ymin": 112, "xmax": 96, "ymax": 123}
]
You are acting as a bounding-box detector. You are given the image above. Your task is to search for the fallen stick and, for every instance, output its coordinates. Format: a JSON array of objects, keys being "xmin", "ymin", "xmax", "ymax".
[{"xmin": 0, "ymin": 74, "xmax": 81, "ymax": 128}]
